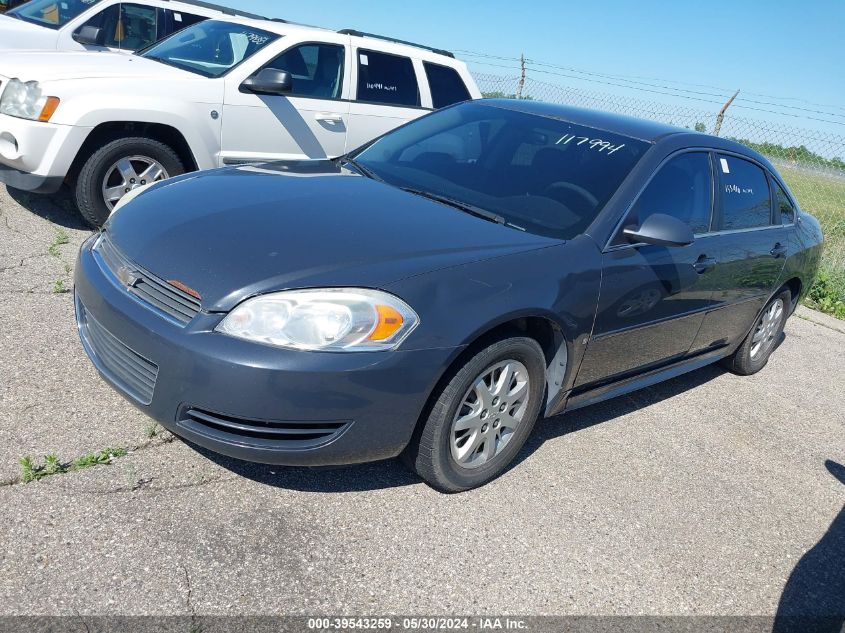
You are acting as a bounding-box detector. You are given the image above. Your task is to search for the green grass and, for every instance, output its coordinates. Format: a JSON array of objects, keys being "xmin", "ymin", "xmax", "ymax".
[{"xmin": 778, "ymin": 167, "xmax": 845, "ymax": 319}]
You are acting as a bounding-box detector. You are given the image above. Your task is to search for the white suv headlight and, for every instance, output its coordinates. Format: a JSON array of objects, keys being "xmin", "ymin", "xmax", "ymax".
[
  {"xmin": 0, "ymin": 79, "xmax": 60, "ymax": 121},
  {"xmin": 216, "ymin": 288, "xmax": 419, "ymax": 352}
]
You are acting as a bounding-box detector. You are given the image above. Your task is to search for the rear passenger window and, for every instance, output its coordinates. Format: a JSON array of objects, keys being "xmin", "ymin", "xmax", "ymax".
[
  {"xmin": 717, "ymin": 155, "xmax": 772, "ymax": 230},
  {"xmin": 424, "ymin": 62, "xmax": 471, "ymax": 109},
  {"xmin": 626, "ymin": 152, "xmax": 713, "ymax": 238},
  {"xmin": 773, "ymin": 180, "xmax": 796, "ymax": 225},
  {"xmin": 356, "ymin": 50, "xmax": 420, "ymax": 107}
]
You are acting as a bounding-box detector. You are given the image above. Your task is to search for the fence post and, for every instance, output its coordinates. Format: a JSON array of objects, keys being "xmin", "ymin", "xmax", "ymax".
[
  {"xmin": 517, "ymin": 54, "xmax": 526, "ymax": 99},
  {"xmin": 714, "ymin": 90, "xmax": 740, "ymax": 136}
]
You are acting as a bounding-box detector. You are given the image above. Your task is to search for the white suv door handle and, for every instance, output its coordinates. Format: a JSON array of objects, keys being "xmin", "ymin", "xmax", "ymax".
[{"xmin": 315, "ymin": 112, "xmax": 343, "ymax": 123}]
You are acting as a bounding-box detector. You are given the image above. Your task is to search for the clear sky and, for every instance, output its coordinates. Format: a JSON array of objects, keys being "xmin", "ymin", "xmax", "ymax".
[{"xmin": 217, "ymin": 0, "xmax": 845, "ymax": 136}]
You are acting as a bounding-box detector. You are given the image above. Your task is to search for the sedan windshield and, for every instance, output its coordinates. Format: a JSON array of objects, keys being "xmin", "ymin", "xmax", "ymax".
[
  {"xmin": 353, "ymin": 102, "xmax": 650, "ymax": 240},
  {"xmin": 7, "ymin": 0, "xmax": 102, "ymax": 29},
  {"xmin": 141, "ymin": 20, "xmax": 279, "ymax": 78}
]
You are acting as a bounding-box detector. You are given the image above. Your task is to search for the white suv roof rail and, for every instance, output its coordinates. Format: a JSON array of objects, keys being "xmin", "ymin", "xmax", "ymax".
[
  {"xmin": 162, "ymin": 0, "xmax": 289, "ymax": 23},
  {"xmin": 337, "ymin": 29, "xmax": 455, "ymax": 58}
]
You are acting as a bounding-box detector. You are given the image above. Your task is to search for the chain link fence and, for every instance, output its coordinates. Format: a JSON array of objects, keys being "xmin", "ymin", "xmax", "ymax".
[{"xmin": 473, "ymin": 72, "xmax": 845, "ymax": 317}]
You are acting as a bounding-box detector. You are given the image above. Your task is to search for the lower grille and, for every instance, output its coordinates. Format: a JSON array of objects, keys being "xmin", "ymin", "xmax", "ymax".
[
  {"xmin": 77, "ymin": 300, "xmax": 158, "ymax": 405},
  {"xmin": 179, "ymin": 408, "xmax": 349, "ymax": 448}
]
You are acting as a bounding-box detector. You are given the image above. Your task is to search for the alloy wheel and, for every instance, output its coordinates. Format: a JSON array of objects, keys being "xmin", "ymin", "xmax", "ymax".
[
  {"xmin": 101, "ymin": 156, "xmax": 169, "ymax": 211},
  {"xmin": 450, "ymin": 360, "xmax": 530, "ymax": 469},
  {"xmin": 750, "ymin": 298, "xmax": 784, "ymax": 359}
]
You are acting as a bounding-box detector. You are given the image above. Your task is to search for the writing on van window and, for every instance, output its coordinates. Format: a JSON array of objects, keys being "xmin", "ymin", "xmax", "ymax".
[
  {"xmin": 367, "ymin": 82, "xmax": 398, "ymax": 93},
  {"xmin": 556, "ymin": 134, "xmax": 625, "ymax": 155},
  {"xmin": 725, "ymin": 184, "xmax": 754, "ymax": 195}
]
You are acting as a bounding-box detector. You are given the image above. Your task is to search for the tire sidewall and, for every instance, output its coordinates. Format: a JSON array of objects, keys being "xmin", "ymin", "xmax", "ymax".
[
  {"xmin": 740, "ymin": 290, "xmax": 791, "ymax": 373},
  {"xmin": 76, "ymin": 137, "xmax": 184, "ymax": 228},
  {"xmin": 427, "ymin": 337, "xmax": 546, "ymax": 491}
]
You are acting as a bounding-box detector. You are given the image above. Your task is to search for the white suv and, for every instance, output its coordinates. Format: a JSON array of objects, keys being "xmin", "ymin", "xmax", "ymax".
[
  {"xmin": 0, "ymin": 16, "xmax": 480, "ymax": 226},
  {"xmin": 0, "ymin": 0, "xmax": 261, "ymax": 53}
]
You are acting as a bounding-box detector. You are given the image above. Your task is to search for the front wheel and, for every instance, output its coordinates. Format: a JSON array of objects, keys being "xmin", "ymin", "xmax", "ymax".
[
  {"xmin": 74, "ymin": 136, "xmax": 184, "ymax": 228},
  {"xmin": 721, "ymin": 289, "xmax": 791, "ymax": 375},
  {"xmin": 404, "ymin": 336, "xmax": 547, "ymax": 492}
]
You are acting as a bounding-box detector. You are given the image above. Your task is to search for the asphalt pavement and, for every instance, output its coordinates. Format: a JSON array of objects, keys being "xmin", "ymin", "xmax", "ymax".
[{"xmin": 1, "ymin": 186, "xmax": 843, "ymax": 619}]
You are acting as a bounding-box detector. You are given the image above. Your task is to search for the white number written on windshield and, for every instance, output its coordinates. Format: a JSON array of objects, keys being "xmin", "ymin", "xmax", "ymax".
[{"xmin": 556, "ymin": 134, "xmax": 626, "ymax": 155}]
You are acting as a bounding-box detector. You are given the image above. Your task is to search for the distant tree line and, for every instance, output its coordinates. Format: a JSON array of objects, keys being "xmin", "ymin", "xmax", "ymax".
[
  {"xmin": 481, "ymin": 91, "xmax": 535, "ymax": 101},
  {"xmin": 729, "ymin": 139, "xmax": 845, "ymax": 171}
]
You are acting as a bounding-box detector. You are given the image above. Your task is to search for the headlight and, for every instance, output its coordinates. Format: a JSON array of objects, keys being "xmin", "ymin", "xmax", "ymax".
[
  {"xmin": 216, "ymin": 288, "xmax": 419, "ymax": 352},
  {"xmin": 0, "ymin": 79, "xmax": 60, "ymax": 121}
]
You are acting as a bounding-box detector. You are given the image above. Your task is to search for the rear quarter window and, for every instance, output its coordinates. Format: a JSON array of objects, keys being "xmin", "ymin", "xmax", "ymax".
[
  {"xmin": 717, "ymin": 155, "xmax": 772, "ymax": 231},
  {"xmin": 424, "ymin": 62, "xmax": 471, "ymax": 109},
  {"xmin": 356, "ymin": 49, "xmax": 420, "ymax": 107}
]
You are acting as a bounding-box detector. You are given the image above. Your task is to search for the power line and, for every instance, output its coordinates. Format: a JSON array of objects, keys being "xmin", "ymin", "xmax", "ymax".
[
  {"xmin": 455, "ymin": 49, "xmax": 845, "ymax": 117},
  {"xmin": 461, "ymin": 57, "xmax": 845, "ymax": 127}
]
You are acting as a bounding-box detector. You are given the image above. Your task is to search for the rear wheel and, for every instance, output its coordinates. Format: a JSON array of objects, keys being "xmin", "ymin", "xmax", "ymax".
[
  {"xmin": 74, "ymin": 136, "xmax": 184, "ymax": 228},
  {"xmin": 404, "ymin": 336, "xmax": 546, "ymax": 492},
  {"xmin": 721, "ymin": 289, "xmax": 791, "ymax": 375}
]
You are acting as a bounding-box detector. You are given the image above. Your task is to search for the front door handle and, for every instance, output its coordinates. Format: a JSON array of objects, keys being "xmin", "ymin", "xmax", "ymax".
[
  {"xmin": 770, "ymin": 242, "xmax": 788, "ymax": 259},
  {"xmin": 315, "ymin": 112, "xmax": 343, "ymax": 123},
  {"xmin": 693, "ymin": 255, "xmax": 717, "ymax": 274}
]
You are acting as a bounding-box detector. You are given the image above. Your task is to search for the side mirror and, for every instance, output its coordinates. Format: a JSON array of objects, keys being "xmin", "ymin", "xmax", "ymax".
[
  {"xmin": 73, "ymin": 25, "xmax": 103, "ymax": 46},
  {"xmin": 623, "ymin": 213, "xmax": 694, "ymax": 247},
  {"xmin": 242, "ymin": 68, "xmax": 292, "ymax": 96}
]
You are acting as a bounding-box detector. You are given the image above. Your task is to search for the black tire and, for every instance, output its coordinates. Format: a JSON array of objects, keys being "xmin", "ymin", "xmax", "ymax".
[
  {"xmin": 721, "ymin": 289, "xmax": 791, "ymax": 376},
  {"xmin": 74, "ymin": 136, "xmax": 184, "ymax": 228},
  {"xmin": 404, "ymin": 336, "xmax": 546, "ymax": 492}
]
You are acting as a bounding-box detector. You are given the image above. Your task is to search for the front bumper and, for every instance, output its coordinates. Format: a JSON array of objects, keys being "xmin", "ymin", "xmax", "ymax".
[
  {"xmin": 73, "ymin": 235, "xmax": 460, "ymax": 466},
  {"xmin": 0, "ymin": 111, "xmax": 91, "ymax": 193}
]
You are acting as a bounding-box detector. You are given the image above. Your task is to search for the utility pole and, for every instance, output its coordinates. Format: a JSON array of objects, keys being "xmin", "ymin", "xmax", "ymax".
[
  {"xmin": 714, "ymin": 90, "xmax": 739, "ymax": 136},
  {"xmin": 516, "ymin": 53, "xmax": 526, "ymax": 100}
]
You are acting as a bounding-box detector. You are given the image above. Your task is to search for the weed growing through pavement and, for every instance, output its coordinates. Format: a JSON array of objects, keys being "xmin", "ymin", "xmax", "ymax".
[
  {"xmin": 47, "ymin": 227, "xmax": 69, "ymax": 258},
  {"xmin": 18, "ymin": 448, "xmax": 128, "ymax": 483},
  {"xmin": 52, "ymin": 279, "xmax": 68, "ymax": 294}
]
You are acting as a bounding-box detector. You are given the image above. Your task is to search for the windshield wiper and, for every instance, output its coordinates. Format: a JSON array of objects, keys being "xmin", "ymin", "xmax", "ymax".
[
  {"xmin": 401, "ymin": 187, "xmax": 506, "ymax": 226},
  {"xmin": 338, "ymin": 156, "xmax": 383, "ymax": 182}
]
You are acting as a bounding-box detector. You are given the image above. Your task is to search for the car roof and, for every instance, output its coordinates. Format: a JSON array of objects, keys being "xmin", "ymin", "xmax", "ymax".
[
  {"xmin": 189, "ymin": 14, "xmax": 460, "ymax": 62},
  {"xmin": 480, "ymin": 99, "xmax": 694, "ymax": 142},
  {"xmin": 477, "ymin": 98, "xmax": 776, "ymax": 169}
]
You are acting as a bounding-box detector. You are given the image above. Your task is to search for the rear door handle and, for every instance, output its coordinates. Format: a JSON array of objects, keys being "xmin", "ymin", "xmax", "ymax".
[
  {"xmin": 770, "ymin": 242, "xmax": 788, "ymax": 258},
  {"xmin": 693, "ymin": 255, "xmax": 717, "ymax": 274},
  {"xmin": 315, "ymin": 112, "xmax": 344, "ymax": 123}
]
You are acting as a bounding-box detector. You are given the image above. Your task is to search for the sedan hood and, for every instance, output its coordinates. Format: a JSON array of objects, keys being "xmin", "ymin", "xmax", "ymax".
[
  {"xmin": 0, "ymin": 15, "xmax": 56, "ymax": 51},
  {"xmin": 0, "ymin": 50, "xmax": 185, "ymax": 82},
  {"xmin": 106, "ymin": 162, "xmax": 559, "ymax": 312}
]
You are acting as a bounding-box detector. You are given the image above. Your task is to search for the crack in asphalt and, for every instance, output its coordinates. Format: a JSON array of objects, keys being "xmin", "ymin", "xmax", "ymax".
[
  {"xmin": 0, "ymin": 253, "xmax": 52, "ymax": 273},
  {"xmin": 182, "ymin": 564, "xmax": 199, "ymax": 629}
]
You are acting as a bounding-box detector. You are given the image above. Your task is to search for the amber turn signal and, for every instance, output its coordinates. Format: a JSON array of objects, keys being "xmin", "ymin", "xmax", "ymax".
[
  {"xmin": 369, "ymin": 304, "xmax": 405, "ymax": 342},
  {"xmin": 38, "ymin": 97, "xmax": 61, "ymax": 122}
]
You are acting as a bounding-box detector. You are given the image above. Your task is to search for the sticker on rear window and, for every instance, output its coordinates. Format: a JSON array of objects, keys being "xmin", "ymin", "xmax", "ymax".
[
  {"xmin": 359, "ymin": 54, "xmax": 369, "ymax": 66},
  {"xmin": 720, "ymin": 158, "xmax": 730, "ymax": 174},
  {"xmin": 174, "ymin": 12, "xmax": 182, "ymax": 21}
]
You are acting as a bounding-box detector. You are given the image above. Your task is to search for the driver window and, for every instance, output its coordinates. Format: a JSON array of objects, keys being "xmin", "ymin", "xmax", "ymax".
[
  {"xmin": 81, "ymin": 3, "xmax": 158, "ymax": 50},
  {"xmin": 264, "ymin": 43, "xmax": 345, "ymax": 99},
  {"xmin": 618, "ymin": 152, "xmax": 713, "ymax": 244}
]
